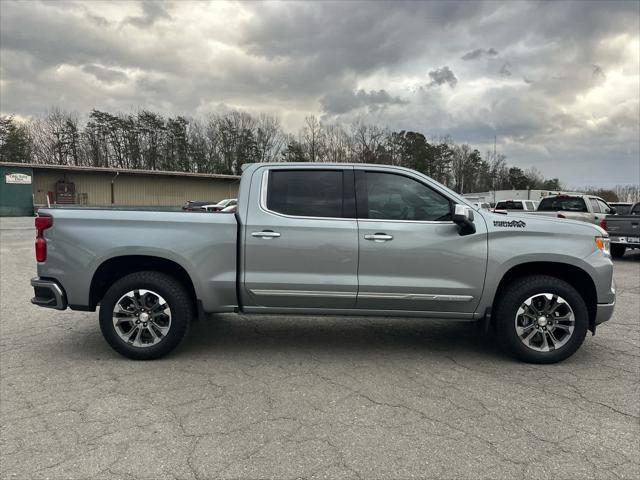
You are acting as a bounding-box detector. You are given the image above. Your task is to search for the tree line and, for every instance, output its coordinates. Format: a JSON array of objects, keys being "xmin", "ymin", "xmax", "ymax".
[{"xmin": 1, "ymin": 107, "xmax": 566, "ymax": 194}]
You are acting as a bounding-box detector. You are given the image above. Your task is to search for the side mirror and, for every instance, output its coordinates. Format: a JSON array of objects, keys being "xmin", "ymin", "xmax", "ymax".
[
  {"xmin": 453, "ymin": 204, "xmax": 476, "ymax": 236},
  {"xmin": 609, "ymin": 207, "xmax": 617, "ymax": 215}
]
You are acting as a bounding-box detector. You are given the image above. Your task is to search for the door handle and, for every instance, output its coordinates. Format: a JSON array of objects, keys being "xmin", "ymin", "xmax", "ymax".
[
  {"xmin": 364, "ymin": 233, "xmax": 393, "ymax": 242},
  {"xmin": 252, "ymin": 231, "xmax": 281, "ymax": 239}
]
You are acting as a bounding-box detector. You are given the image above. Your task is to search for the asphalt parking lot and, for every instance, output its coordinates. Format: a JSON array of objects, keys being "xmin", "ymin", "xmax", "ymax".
[{"xmin": 1, "ymin": 216, "xmax": 638, "ymax": 480}]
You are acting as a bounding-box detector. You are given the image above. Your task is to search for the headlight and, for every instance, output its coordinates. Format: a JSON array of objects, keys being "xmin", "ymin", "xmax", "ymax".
[{"xmin": 595, "ymin": 236, "xmax": 610, "ymax": 257}]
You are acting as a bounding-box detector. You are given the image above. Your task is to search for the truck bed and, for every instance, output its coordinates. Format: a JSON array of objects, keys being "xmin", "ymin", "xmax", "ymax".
[{"xmin": 37, "ymin": 208, "xmax": 239, "ymax": 312}]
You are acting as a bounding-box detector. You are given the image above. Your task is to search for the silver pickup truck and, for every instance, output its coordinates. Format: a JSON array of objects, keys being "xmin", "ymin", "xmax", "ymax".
[
  {"xmin": 532, "ymin": 194, "xmax": 614, "ymax": 224},
  {"xmin": 31, "ymin": 163, "xmax": 615, "ymax": 363}
]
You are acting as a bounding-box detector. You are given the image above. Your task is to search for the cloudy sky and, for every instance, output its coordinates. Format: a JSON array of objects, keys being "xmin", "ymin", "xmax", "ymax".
[{"xmin": 1, "ymin": 0, "xmax": 638, "ymax": 186}]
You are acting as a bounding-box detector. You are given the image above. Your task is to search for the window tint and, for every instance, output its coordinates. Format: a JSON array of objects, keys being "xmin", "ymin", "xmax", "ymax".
[
  {"xmin": 632, "ymin": 204, "xmax": 640, "ymax": 215},
  {"xmin": 538, "ymin": 196, "xmax": 588, "ymax": 212},
  {"xmin": 496, "ymin": 201, "xmax": 524, "ymax": 210},
  {"xmin": 597, "ymin": 200, "xmax": 611, "ymax": 214},
  {"xmin": 589, "ymin": 199, "xmax": 601, "ymax": 213},
  {"xmin": 613, "ymin": 204, "xmax": 631, "ymax": 215},
  {"xmin": 267, "ymin": 170, "xmax": 344, "ymax": 218},
  {"xmin": 360, "ymin": 172, "xmax": 451, "ymax": 221}
]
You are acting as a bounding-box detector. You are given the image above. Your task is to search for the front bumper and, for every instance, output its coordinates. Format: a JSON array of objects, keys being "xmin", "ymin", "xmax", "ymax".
[
  {"xmin": 594, "ymin": 276, "xmax": 615, "ymax": 326},
  {"xmin": 31, "ymin": 277, "xmax": 67, "ymax": 310},
  {"xmin": 595, "ymin": 301, "xmax": 615, "ymax": 325}
]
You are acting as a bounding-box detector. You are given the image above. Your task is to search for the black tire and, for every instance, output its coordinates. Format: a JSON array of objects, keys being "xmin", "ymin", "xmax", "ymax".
[
  {"xmin": 494, "ymin": 275, "xmax": 588, "ymax": 364},
  {"xmin": 99, "ymin": 271, "xmax": 193, "ymax": 360},
  {"xmin": 611, "ymin": 244, "xmax": 626, "ymax": 259}
]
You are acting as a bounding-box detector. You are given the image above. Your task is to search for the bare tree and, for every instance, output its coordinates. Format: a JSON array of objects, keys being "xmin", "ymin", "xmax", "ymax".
[
  {"xmin": 302, "ymin": 115, "xmax": 324, "ymax": 162},
  {"xmin": 255, "ymin": 114, "xmax": 286, "ymax": 163},
  {"xmin": 324, "ymin": 123, "xmax": 351, "ymax": 163},
  {"xmin": 350, "ymin": 120, "xmax": 386, "ymax": 163},
  {"xmin": 14, "ymin": 105, "xmax": 568, "ymax": 192},
  {"xmin": 29, "ymin": 108, "xmax": 80, "ymax": 165}
]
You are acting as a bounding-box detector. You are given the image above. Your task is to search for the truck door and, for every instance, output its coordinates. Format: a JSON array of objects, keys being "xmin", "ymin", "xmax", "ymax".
[
  {"xmin": 589, "ymin": 198, "xmax": 603, "ymax": 224},
  {"xmin": 354, "ymin": 169, "xmax": 488, "ymax": 315},
  {"xmin": 242, "ymin": 166, "xmax": 358, "ymax": 310}
]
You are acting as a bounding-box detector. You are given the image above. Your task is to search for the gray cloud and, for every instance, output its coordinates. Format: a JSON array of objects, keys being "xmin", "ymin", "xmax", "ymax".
[
  {"xmin": 499, "ymin": 62, "xmax": 512, "ymax": 77},
  {"xmin": 461, "ymin": 48, "xmax": 499, "ymax": 60},
  {"xmin": 320, "ymin": 89, "xmax": 407, "ymax": 115},
  {"xmin": 81, "ymin": 64, "xmax": 128, "ymax": 83},
  {"xmin": 124, "ymin": 2, "xmax": 171, "ymax": 28},
  {"xmin": 427, "ymin": 66, "xmax": 458, "ymax": 88},
  {"xmin": 0, "ymin": 0, "xmax": 638, "ymax": 185},
  {"xmin": 592, "ymin": 64, "xmax": 606, "ymax": 80}
]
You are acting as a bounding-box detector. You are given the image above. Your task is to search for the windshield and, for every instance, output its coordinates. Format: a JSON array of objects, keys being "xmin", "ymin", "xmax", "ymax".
[{"xmin": 538, "ymin": 196, "xmax": 587, "ymax": 212}]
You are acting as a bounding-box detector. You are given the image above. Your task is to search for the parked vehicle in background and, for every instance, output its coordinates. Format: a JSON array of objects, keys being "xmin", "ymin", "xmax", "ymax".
[
  {"xmin": 219, "ymin": 204, "xmax": 237, "ymax": 213},
  {"xmin": 601, "ymin": 202, "xmax": 640, "ymax": 258},
  {"xmin": 203, "ymin": 198, "xmax": 237, "ymax": 212},
  {"xmin": 534, "ymin": 194, "xmax": 614, "ymax": 225},
  {"xmin": 30, "ymin": 163, "xmax": 615, "ymax": 364},
  {"xmin": 609, "ymin": 202, "xmax": 633, "ymax": 216},
  {"xmin": 472, "ymin": 202, "xmax": 492, "ymax": 210},
  {"xmin": 494, "ymin": 199, "xmax": 538, "ymax": 212},
  {"xmin": 182, "ymin": 200, "xmax": 212, "ymax": 211}
]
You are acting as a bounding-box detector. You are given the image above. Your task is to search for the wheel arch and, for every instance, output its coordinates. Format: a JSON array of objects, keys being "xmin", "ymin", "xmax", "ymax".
[
  {"xmin": 492, "ymin": 261, "xmax": 598, "ymax": 332},
  {"xmin": 89, "ymin": 255, "xmax": 198, "ymax": 311}
]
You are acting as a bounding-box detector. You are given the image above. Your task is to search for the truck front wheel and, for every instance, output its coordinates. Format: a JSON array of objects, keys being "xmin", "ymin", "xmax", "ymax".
[
  {"xmin": 494, "ymin": 275, "xmax": 588, "ymax": 364},
  {"xmin": 99, "ymin": 271, "xmax": 192, "ymax": 360}
]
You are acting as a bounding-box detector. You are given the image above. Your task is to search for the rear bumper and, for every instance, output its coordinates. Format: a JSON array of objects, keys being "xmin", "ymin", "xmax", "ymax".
[
  {"xmin": 609, "ymin": 236, "xmax": 640, "ymax": 247},
  {"xmin": 31, "ymin": 277, "xmax": 67, "ymax": 310}
]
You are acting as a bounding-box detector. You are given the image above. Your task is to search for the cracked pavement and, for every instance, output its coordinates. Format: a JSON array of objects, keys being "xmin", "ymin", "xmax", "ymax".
[{"xmin": 1, "ymin": 216, "xmax": 639, "ymax": 479}]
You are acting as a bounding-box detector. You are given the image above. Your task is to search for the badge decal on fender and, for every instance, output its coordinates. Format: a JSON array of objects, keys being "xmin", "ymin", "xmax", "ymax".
[{"xmin": 494, "ymin": 220, "xmax": 526, "ymax": 228}]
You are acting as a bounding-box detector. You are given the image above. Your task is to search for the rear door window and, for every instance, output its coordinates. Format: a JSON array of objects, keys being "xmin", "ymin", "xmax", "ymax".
[
  {"xmin": 267, "ymin": 170, "xmax": 345, "ymax": 218},
  {"xmin": 538, "ymin": 197, "xmax": 588, "ymax": 212}
]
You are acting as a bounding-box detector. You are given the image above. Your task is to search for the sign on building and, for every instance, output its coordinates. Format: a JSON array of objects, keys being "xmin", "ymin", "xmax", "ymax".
[{"xmin": 5, "ymin": 172, "xmax": 32, "ymax": 185}]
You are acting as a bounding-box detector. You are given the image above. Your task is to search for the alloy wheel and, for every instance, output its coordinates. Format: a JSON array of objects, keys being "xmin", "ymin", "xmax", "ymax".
[
  {"xmin": 515, "ymin": 293, "xmax": 575, "ymax": 352},
  {"xmin": 112, "ymin": 289, "xmax": 172, "ymax": 348}
]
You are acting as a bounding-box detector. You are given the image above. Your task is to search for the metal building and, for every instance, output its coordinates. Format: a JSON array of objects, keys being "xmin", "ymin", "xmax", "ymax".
[{"xmin": 0, "ymin": 162, "xmax": 240, "ymax": 216}]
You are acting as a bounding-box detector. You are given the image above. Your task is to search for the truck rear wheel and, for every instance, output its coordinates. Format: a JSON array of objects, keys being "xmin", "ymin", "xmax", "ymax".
[
  {"xmin": 611, "ymin": 244, "xmax": 626, "ymax": 258},
  {"xmin": 494, "ymin": 275, "xmax": 588, "ymax": 364},
  {"xmin": 99, "ymin": 271, "xmax": 192, "ymax": 360}
]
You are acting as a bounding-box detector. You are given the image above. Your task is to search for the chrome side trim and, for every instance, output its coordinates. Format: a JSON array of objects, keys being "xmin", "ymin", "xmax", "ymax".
[
  {"xmin": 250, "ymin": 289, "xmax": 473, "ymax": 302},
  {"xmin": 358, "ymin": 292, "xmax": 474, "ymax": 302},
  {"xmin": 250, "ymin": 289, "xmax": 356, "ymax": 298},
  {"xmin": 242, "ymin": 305, "xmax": 477, "ymax": 320}
]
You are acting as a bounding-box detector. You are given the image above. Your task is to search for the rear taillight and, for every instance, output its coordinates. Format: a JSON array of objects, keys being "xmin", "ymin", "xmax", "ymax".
[
  {"xmin": 35, "ymin": 215, "xmax": 53, "ymax": 262},
  {"xmin": 599, "ymin": 218, "xmax": 607, "ymax": 230}
]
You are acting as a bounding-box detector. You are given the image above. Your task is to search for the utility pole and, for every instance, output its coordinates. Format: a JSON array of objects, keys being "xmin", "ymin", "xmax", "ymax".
[{"xmin": 493, "ymin": 135, "xmax": 497, "ymax": 205}]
